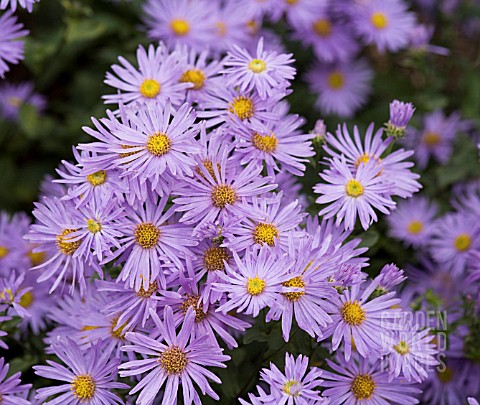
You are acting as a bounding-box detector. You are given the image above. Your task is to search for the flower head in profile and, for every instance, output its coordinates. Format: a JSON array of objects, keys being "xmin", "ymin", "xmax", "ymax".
[
  {"xmin": 34, "ymin": 338, "xmax": 128, "ymax": 404},
  {"xmin": 0, "ymin": 357, "xmax": 31, "ymax": 405},
  {"xmin": 120, "ymin": 306, "xmax": 230, "ymax": 405},
  {"xmin": 0, "ymin": 11, "xmax": 29, "ymax": 78},
  {"xmin": 386, "ymin": 100, "xmax": 416, "ymax": 138}
]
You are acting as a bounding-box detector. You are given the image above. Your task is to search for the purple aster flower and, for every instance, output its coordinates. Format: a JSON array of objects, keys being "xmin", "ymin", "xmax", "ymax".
[
  {"xmin": 231, "ymin": 112, "xmax": 315, "ymax": 177},
  {"xmin": 174, "ymin": 150, "xmax": 276, "ymax": 234},
  {"xmin": 244, "ymin": 353, "xmax": 327, "ymax": 405},
  {"xmin": 119, "ymin": 306, "xmax": 230, "ymax": 405},
  {"xmin": 103, "ymin": 44, "xmax": 190, "ymax": 107},
  {"xmin": 374, "ymin": 264, "xmax": 407, "ymax": 293},
  {"xmin": 0, "ymin": 0, "xmax": 38, "ymax": 12},
  {"xmin": 320, "ymin": 353, "xmax": 422, "ymax": 404},
  {"xmin": 222, "ymin": 37, "xmax": 295, "ymax": 99},
  {"xmin": 34, "ymin": 338, "xmax": 128, "ymax": 404},
  {"xmin": 0, "ymin": 81, "xmax": 46, "ymax": 121},
  {"xmin": 105, "ymin": 194, "xmax": 196, "ymax": 291},
  {"xmin": 223, "ymin": 193, "xmax": 306, "ymax": 253},
  {"xmin": 350, "ymin": 0, "xmax": 416, "ymax": 53},
  {"xmin": 386, "ymin": 99, "xmax": 416, "ymax": 138},
  {"xmin": 0, "ymin": 211, "xmax": 30, "ymax": 273},
  {"xmin": 429, "ymin": 212, "xmax": 480, "ymax": 275},
  {"xmin": 0, "ymin": 271, "xmax": 31, "ymax": 319},
  {"xmin": 314, "ymin": 157, "xmax": 396, "ymax": 231},
  {"xmin": 382, "ymin": 318, "xmax": 438, "ymax": 383},
  {"xmin": 0, "ymin": 357, "xmax": 31, "ymax": 405},
  {"xmin": 306, "ymin": 58, "xmax": 373, "ymax": 117},
  {"xmin": 323, "ymin": 278, "xmax": 401, "ymax": 361},
  {"xmin": 387, "ymin": 196, "xmax": 438, "ymax": 248},
  {"xmin": 409, "ymin": 24, "xmax": 449, "ymax": 56},
  {"xmin": 283, "ymin": 0, "xmax": 328, "ymax": 27},
  {"xmin": 143, "ymin": 0, "xmax": 213, "ymax": 51},
  {"xmin": 0, "ymin": 11, "xmax": 28, "ymax": 78}
]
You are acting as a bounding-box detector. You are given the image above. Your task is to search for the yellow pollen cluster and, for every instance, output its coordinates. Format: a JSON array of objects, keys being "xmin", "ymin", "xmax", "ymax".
[
  {"xmin": 313, "ymin": 19, "xmax": 332, "ymax": 37},
  {"xmin": 422, "ymin": 131, "xmax": 441, "ymax": 146},
  {"xmin": 252, "ymin": 132, "xmax": 278, "ymax": 153},
  {"xmin": 253, "ymin": 223, "xmax": 279, "ymax": 246},
  {"xmin": 134, "ymin": 222, "xmax": 161, "ymax": 249},
  {"xmin": 437, "ymin": 367, "xmax": 453, "ymax": 383},
  {"xmin": 327, "ymin": 71, "xmax": 345, "ymax": 89},
  {"xmin": 355, "ymin": 153, "xmax": 380, "ymax": 168},
  {"xmin": 180, "ymin": 295, "xmax": 208, "ymax": 322},
  {"xmin": 147, "ymin": 132, "xmax": 171, "ymax": 157},
  {"xmin": 170, "ymin": 19, "xmax": 190, "ymax": 36},
  {"xmin": 87, "ymin": 170, "xmax": 107, "ymax": 186},
  {"xmin": 160, "ymin": 346, "xmax": 189, "ymax": 375},
  {"xmin": 407, "ymin": 220, "xmax": 424, "ymax": 234},
  {"xmin": 285, "ymin": 0, "xmax": 299, "ymax": 4},
  {"xmin": 346, "ymin": 179, "xmax": 364, "ymax": 197},
  {"xmin": 341, "ymin": 301, "xmax": 366, "ymax": 326},
  {"xmin": 137, "ymin": 281, "xmax": 158, "ymax": 298},
  {"xmin": 282, "ymin": 276, "xmax": 305, "ymax": 301},
  {"xmin": 203, "ymin": 246, "xmax": 230, "ymax": 271},
  {"xmin": 180, "ymin": 68, "xmax": 206, "ymax": 90},
  {"xmin": 19, "ymin": 291, "xmax": 34, "ymax": 308},
  {"xmin": 195, "ymin": 159, "xmax": 221, "ymax": 180},
  {"xmin": 0, "ymin": 289, "xmax": 13, "ymax": 303},
  {"xmin": 56, "ymin": 229, "xmax": 81, "ymax": 255},
  {"xmin": 71, "ymin": 375, "xmax": 96, "ymax": 400},
  {"xmin": 282, "ymin": 380, "xmax": 301, "ymax": 396},
  {"xmin": 27, "ymin": 249, "xmax": 45, "ymax": 266},
  {"xmin": 454, "ymin": 233, "xmax": 471, "ymax": 252},
  {"xmin": 393, "ymin": 340, "xmax": 410, "ymax": 355},
  {"xmin": 211, "ymin": 184, "xmax": 237, "ymax": 208},
  {"xmin": 87, "ymin": 219, "xmax": 102, "ymax": 234},
  {"xmin": 110, "ymin": 316, "xmax": 128, "ymax": 340},
  {"xmin": 8, "ymin": 96, "xmax": 21, "ymax": 107},
  {"xmin": 247, "ymin": 276, "xmax": 266, "ymax": 296},
  {"xmin": 248, "ymin": 59, "xmax": 267, "ymax": 73},
  {"xmin": 351, "ymin": 374, "xmax": 376, "ymax": 400},
  {"xmin": 371, "ymin": 12, "xmax": 388, "ymax": 29},
  {"xmin": 216, "ymin": 21, "xmax": 227, "ymax": 36},
  {"xmin": 140, "ymin": 79, "xmax": 161, "ymax": 98},
  {"xmin": 0, "ymin": 246, "xmax": 9, "ymax": 259},
  {"xmin": 229, "ymin": 96, "xmax": 255, "ymax": 120}
]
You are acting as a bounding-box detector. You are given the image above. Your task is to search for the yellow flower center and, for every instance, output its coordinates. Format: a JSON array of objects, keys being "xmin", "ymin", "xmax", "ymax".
[
  {"xmin": 282, "ymin": 380, "xmax": 301, "ymax": 396},
  {"xmin": 147, "ymin": 132, "xmax": 172, "ymax": 156},
  {"xmin": 170, "ymin": 19, "xmax": 190, "ymax": 36},
  {"xmin": 437, "ymin": 367, "xmax": 453, "ymax": 383},
  {"xmin": 248, "ymin": 59, "xmax": 267, "ymax": 73},
  {"xmin": 252, "ymin": 132, "xmax": 278, "ymax": 153},
  {"xmin": 355, "ymin": 153, "xmax": 372, "ymax": 167},
  {"xmin": 203, "ymin": 246, "xmax": 230, "ymax": 271},
  {"xmin": 110, "ymin": 315, "xmax": 129, "ymax": 340},
  {"xmin": 7, "ymin": 96, "xmax": 22, "ymax": 107},
  {"xmin": 253, "ymin": 223, "xmax": 279, "ymax": 246},
  {"xmin": 19, "ymin": 291, "xmax": 34, "ymax": 308},
  {"xmin": 282, "ymin": 276, "xmax": 305, "ymax": 301},
  {"xmin": 371, "ymin": 12, "xmax": 388, "ymax": 30},
  {"xmin": 56, "ymin": 229, "xmax": 81, "ymax": 255},
  {"xmin": 351, "ymin": 374, "xmax": 375, "ymax": 400},
  {"xmin": 286, "ymin": 0, "xmax": 299, "ymax": 4},
  {"xmin": 407, "ymin": 220, "xmax": 424, "ymax": 234},
  {"xmin": 454, "ymin": 233, "xmax": 471, "ymax": 252},
  {"xmin": 0, "ymin": 289, "xmax": 13, "ymax": 302},
  {"xmin": 160, "ymin": 346, "xmax": 189, "ymax": 375},
  {"xmin": 71, "ymin": 375, "xmax": 96, "ymax": 400},
  {"xmin": 0, "ymin": 246, "xmax": 9, "ymax": 259},
  {"xmin": 216, "ymin": 22, "xmax": 227, "ymax": 36},
  {"xmin": 211, "ymin": 185, "xmax": 237, "ymax": 208},
  {"xmin": 134, "ymin": 222, "xmax": 161, "ymax": 249},
  {"xmin": 313, "ymin": 18, "xmax": 332, "ymax": 37},
  {"xmin": 229, "ymin": 96, "xmax": 254, "ymax": 120},
  {"xmin": 180, "ymin": 68, "xmax": 206, "ymax": 90},
  {"xmin": 327, "ymin": 71, "xmax": 345, "ymax": 89},
  {"xmin": 81, "ymin": 325, "xmax": 100, "ymax": 331},
  {"xmin": 180, "ymin": 295, "xmax": 208, "ymax": 322},
  {"xmin": 137, "ymin": 281, "xmax": 158, "ymax": 298},
  {"xmin": 195, "ymin": 159, "xmax": 221, "ymax": 180},
  {"xmin": 341, "ymin": 301, "xmax": 366, "ymax": 326},
  {"xmin": 27, "ymin": 249, "xmax": 45, "ymax": 266},
  {"xmin": 87, "ymin": 219, "xmax": 102, "ymax": 234},
  {"xmin": 393, "ymin": 340, "xmax": 410, "ymax": 355},
  {"xmin": 346, "ymin": 179, "xmax": 364, "ymax": 197},
  {"xmin": 140, "ymin": 79, "xmax": 161, "ymax": 98},
  {"xmin": 87, "ymin": 170, "xmax": 107, "ymax": 186},
  {"xmin": 422, "ymin": 131, "xmax": 441, "ymax": 146},
  {"xmin": 247, "ymin": 276, "xmax": 266, "ymax": 296}
]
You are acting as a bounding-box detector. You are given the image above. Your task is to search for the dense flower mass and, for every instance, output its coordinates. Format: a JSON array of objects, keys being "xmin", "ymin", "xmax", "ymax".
[{"xmin": 1, "ymin": 0, "xmax": 480, "ymax": 404}]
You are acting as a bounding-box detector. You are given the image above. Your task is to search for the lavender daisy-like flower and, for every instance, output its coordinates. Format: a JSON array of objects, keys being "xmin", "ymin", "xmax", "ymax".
[
  {"xmin": 320, "ymin": 353, "xmax": 421, "ymax": 404},
  {"xmin": 0, "ymin": 271, "xmax": 31, "ymax": 319},
  {"xmin": 350, "ymin": 0, "xmax": 416, "ymax": 52},
  {"xmin": 323, "ymin": 278, "xmax": 401, "ymax": 361},
  {"xmin": 314, "ymin": 157, "xmax": 396, "ymax": 231},
  {"xmin": 0, "ymin": 81, "xmax": 46, "ymax": 121},
  {"xmin": 387, "ymin": 196, "xmax": 438, "ymax": 248},
  {"xmin": 0, "ymin": 211, "xmax": 30, "ymax": 273},
  {"xmin": 0, "ymin": 357, "xmax": 31, "ymax": 405},
  {"xmin": 34, "ymin": 338, "xmax": 128, "ymax": 404},
  {"xmin": 0, "ymin": 0, "xmax": 38, "ymax": 12},
  {"xmin": 222, "ymin": 37, "xmax": 295, "ymax": 99},
  {"xmin": 386, "ymin": 99, "xmax": 416, "ymax": 138},
  {"xmin": 0, "ymin": 12, "xmax": 28, "ymax": 78},
  {"xmin": 120, "ymin": 306, "xmax": 230, "ymax": 405},
  {"xmin": 103, "ymin": 44, "xmax": 190, "ymax": 107},
  {"xmin": 306, "ymin": 59, "xmax": 373, "ymax": 117}
]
